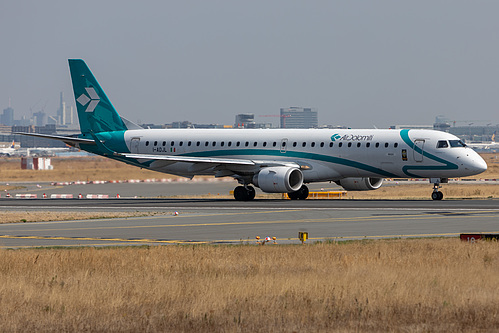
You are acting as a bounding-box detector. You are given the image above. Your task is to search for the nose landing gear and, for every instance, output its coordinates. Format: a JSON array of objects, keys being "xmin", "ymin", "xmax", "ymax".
[{"xmin": 430, "ymin": 178, "xmax": 446, "ymax": 200}]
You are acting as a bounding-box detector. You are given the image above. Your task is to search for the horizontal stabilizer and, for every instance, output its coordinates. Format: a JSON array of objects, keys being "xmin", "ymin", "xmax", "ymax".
[{"xmin": 14, "ymin": 132, "xmax": 96, "ymax": 146}]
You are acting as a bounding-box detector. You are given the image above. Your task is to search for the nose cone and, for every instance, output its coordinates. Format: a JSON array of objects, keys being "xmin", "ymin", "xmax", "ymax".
[{"xmin": 468, "ymin": 153, "xmax": 488, "ymax": 175}]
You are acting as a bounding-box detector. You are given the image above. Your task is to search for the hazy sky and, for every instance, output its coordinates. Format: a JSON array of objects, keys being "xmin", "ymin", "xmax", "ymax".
[{"xmin": 2, "ymin": 1, "xmax": 499, "ymax": 128}]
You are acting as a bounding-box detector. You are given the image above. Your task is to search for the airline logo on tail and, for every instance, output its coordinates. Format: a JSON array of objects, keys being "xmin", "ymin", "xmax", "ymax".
[{"xmin": 77, "ymin": 87, "xmax": 100, "ymax": 112}]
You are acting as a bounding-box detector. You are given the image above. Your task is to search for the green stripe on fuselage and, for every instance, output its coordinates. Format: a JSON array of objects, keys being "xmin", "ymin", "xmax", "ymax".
[
  {"xmin": 182, "ymin": 149, "xmax": 399, "ymax": 178},
  {"xmin": 399, "ymin": 129, "xmax": 458, "ymax": 177}
]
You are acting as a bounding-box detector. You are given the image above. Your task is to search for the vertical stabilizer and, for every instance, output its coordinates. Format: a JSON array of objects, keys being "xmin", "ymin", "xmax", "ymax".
[{"xmin": 69, "ymin": 59, "xmax": 127, "ymax": 134}]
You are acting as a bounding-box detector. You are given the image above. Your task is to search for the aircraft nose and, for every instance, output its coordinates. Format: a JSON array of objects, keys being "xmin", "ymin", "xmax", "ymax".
[{"xmin": 469, "ymin": 154, "xmax": 487, "ymax": 174}]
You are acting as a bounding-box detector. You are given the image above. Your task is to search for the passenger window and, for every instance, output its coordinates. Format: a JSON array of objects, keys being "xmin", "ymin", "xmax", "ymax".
[
  {"xmin": 356, "ymin": 143, "xmax": 360, "ymax": 147},
  {"xmin": 179, "ymin": 141, "xmax": 183, "ymax": 146},
  {"xmin": 145, "ymin": 141, "xmax": 149, "ymax": 146},
  {"xmin": 245, "ymin": 142, "xmax": 249, "ymax": 147},
  {"xmin": 302, "ymin": 142, "xmax": 306, "ymax": 147},
  {"xmin": 263, "ymin": 142, "xmax": 267, "ymax": 147},
  {"xmin": 228, "ymin": 142, "xmax": 232, "ymax": 147},
  {"xmin": 329, "ymin": 142, "xmax": 334, "ymax": 147},
  {"xmin": 366, "ymin": 142, "xmax": 370, "ymax": 148},
  {"xmin": 384, "ymin": 143, "xmax": 389, "ymax": 148},
  {"xmin": 394, "ymin": 143, "xmax": 398, "ymax": 148},
  {"xmin": 212, "ymin": 141, "xmax": 216, "ymax": 146},
  {"xmin": 171, "ymin": 141, "xmax": 174, "ymax": 146},
  {"xmin": 205, "ymin": 142, "xmax": 209, "ymax": 147},
  {"xmin": 320, "ymin": 142, "xmax": 324, "ymax": 147},
  {"xmin": 348, "ymin": 142, "xmax": 352, "ymax": 147},
  {"xmin": 437, "ymin": 140, "xmax": 449, "ymax": 148},
  {"xmin": 273, "ymin": 142, "xmax": 277, "ymax": 147},
  {"xmin": 339, "ymin": 142, "xmax": 343, "ymax": 147},
  {"xmin": 162, "ymin": 141, "xmax": 166, "ymax": 146},
  {"xmin": 220, "ymin": 142, "xmax": 224, "ymax": 147},
  {"xmin": 196, "ymin": 141, "xmax": 200, "ymax": 146},
  {"xmin": 236, "ymin": 141, "xmax": 240, "ymax": 147},
  {"xmin": 253, "ymin": 142, "xmax": 257, "ymax": 147},
  {"xmin": 154, "ymin": 141, "xmax": 158, "ymax": 146},
  {"xmin": 293, "ymin": 142, "xmax": 297, "ymax": 147},
  {"xmin": 375, "ymin": 143, "xmax": 380, "ymax": 148},
  {"xmin": 188, "ymin": 141, "xmax": 192, "ymax": 146},
  {"xmin": 311, "ymin": 142, "xmax": 315, "ymax": 147}
]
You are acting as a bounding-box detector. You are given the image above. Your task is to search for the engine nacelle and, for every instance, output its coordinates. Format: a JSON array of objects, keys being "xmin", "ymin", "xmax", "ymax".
[
  {"xmin": 253, "ymin": 167, "xmax": 303, "ymax": 193},
  {"xmin": 335, "ymin": 177, "xmax": 383, "ymax": 191}
]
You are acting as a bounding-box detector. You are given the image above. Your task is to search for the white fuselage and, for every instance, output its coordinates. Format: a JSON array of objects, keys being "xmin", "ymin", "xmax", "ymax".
[{"xmin": 120, "ymin": 128, "xmax": 487, "ymax": 181}]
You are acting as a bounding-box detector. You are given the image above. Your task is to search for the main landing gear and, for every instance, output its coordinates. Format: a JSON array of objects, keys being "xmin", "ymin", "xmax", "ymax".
[
  {"xmin": 430, "ymin": 178, "xmax": 447, "ymax": 200},
  {"xmin": 234, "ymin": 185, "xmax": 256, "ymax": 201},
  {"xmin": 288, "ymin": 185, "xmax": 309, "ymax": 200}
]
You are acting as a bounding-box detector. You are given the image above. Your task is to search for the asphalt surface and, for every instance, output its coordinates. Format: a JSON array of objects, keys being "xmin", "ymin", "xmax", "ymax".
[
  {"xmin": 1, "ymin": 181, "xmax": 498, "ymax": 248},
  {"xmin": 1, "ymin": 197, "xmax": 499, "ymax": 248}
]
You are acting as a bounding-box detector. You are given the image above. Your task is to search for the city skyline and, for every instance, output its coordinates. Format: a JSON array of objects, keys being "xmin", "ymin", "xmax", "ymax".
[{"xmin": 2, "ymin": 1, "xmax": 499, "ymax": 129}]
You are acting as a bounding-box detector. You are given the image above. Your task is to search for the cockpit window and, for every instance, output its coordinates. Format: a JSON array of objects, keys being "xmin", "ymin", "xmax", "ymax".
[
  {"xmin": 437, "ymin": 140, "xmax": 449, "ymax": 148},
  {"xmin": 449, "ymin": 140, "xmax": 467, "ymax": 148}
]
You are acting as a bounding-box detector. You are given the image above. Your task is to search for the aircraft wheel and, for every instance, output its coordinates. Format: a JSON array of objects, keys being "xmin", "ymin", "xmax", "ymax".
[
  {"xmin": 297, "ymin": 185, "xmax": 309, "ymax": 200},
  {"xmin": 288, "ymin": 185, "xmax": 309, "ymax": 200},
  {"xmin": 234, "ymin": 186, "xmax": 255, "ymax": 201},
  {"xmin": 234, "ymin": 186, "xmax": 246, "ymax": 201},
  {"xmin": 246, "ymin": 186, "xmax": 256, "ymax": 200},
  {"xmin": 431, "ymin": 191, "xmax": 443, "ymax": 200}
]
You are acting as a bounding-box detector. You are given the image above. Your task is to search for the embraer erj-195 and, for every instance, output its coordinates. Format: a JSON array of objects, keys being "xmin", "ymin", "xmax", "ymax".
[{"xmin": 19, "ymin": 60, "xmax": 488, "ymax": 200}]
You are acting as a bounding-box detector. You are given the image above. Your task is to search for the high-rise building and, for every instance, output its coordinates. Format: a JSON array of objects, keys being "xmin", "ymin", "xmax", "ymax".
[
  {"xmin": 1, "ymin": 106, "xmax": 14, "ymax": 126},
  {"xmin": 57, "ymin": 92, "xmax": 74, "ymax": 125},
  {"xmin": 279, "ymin": 107, "xmax": 318, "ymax": 129},
  {"xmin": 33, "ymin": 111, "xmax": 46, "ymax": 127}
]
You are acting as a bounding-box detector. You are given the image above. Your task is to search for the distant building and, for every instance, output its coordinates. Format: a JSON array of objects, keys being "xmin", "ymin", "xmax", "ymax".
[
  {"xmin": 235, "ymin": 113, "xmax": 255, "ymax": 128},
  {"xmin": 280, "ymin": 107, "xmax": 318, "ymax": 129},
  {"xmin": 57, "ymin": 92, "xmax": 74, "ymax": 125},
  {"xmin": 1, "ymin": 106, "xmax": 14, "ymax": 126},
  {"xmin": 390, "ymin": 124, "xmax": 433, "ymax": 130},
  {"xmin": 33, "ymin": 111, "xmax": 46, "ymax": 127}
]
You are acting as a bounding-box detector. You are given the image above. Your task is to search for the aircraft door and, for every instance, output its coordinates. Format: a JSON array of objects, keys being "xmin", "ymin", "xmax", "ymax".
[
  {"xmin": 280, "ymin": 139, "xmax": 288, "ymax": 153},
  {"xmin": 413, "ymin": 139, "xmax": 424, "ymax": 162},
  {"xmin": 131, "ymin": 137, "xmax": 140, "ymax": 153}
]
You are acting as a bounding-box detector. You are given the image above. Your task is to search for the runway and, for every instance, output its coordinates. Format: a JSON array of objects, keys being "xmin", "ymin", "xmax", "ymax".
[{"xmin": 1, "ymin": 198, "xmax": 499, "ymax": 248}]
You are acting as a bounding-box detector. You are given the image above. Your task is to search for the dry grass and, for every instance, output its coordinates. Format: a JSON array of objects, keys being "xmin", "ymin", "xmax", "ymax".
[
  {"xmin": 1, "ymin": 154, "xmax": 499, "ymax": 200},
  {"xmin": 1, "ymin": 153, "xmax": 499, "ymax": 182},
  {"xmin": 0, "ymin": 156, "xmax": 163, "ymax": 182},
  {"xmin": 0, "ymin": 211, "xmax": 165, "ymax": 224},
  {"xmin": 349, "ymin": 183, "xmax": 499, "ymax": 200},
  {"xmin": 0, "ymin": 239, "xmax": 498, "ymax": 332}
]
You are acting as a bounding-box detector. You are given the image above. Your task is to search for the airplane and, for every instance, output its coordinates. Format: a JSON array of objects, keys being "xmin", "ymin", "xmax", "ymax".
[
  {"xmin": 0, "ymin": 140, "xmax": 16, "ymax": 156},
  {"xmin": 466, "ymin": 132, "xmax": 499, "ymax": 151},
  {"xmin": 17, "ymin": 59, "xmax": 488, "ymax": 201}
]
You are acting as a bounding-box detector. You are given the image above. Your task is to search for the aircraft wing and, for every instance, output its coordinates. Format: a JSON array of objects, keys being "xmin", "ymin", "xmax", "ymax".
[
  {"xmin": 122, "ymin": 153, "xmax": 301, "ymax": 168},
  {"xmin": 122, "ymin": 153, "xmax": 256, "ymax": 166},
  {"xmin": 14, "ymin": 132, "xmax": 96, "ymax": 146}
]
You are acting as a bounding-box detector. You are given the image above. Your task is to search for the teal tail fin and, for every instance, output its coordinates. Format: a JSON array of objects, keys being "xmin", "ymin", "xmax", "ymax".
[{"xmin": 69, "ymin": 59, "xmax": 127, "ymax": 134}]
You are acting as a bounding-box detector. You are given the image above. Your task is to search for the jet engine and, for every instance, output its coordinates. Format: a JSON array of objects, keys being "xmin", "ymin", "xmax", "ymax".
[
  {"xmin": 253, "ymin": 166, "xmax": 303, "ymax": 193},
  {"xmin": 335, "ymin": 177, "xmax": 383, "ymax": 191}
]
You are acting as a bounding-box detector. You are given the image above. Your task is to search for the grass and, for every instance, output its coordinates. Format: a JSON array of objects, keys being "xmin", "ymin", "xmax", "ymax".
[
  {"xmin": 1, "ymin": 152, "xmax": 498, "ymax": 182},
  {"xmin": 0, "ymin": 239, "xmax": 498, "ymax": 331},
  {"xmin": 0, "ymin": 211, "xmax": 166, "ymax": 224},
  {"xmin": 0, "ymin": 156, "xmax": 163, "ymax": 182}
]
